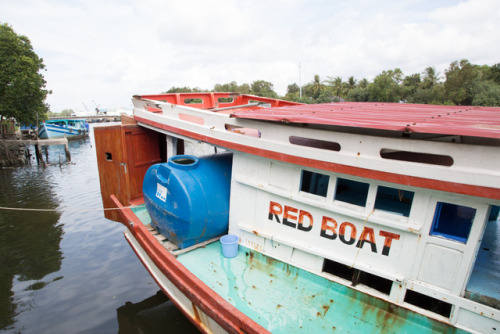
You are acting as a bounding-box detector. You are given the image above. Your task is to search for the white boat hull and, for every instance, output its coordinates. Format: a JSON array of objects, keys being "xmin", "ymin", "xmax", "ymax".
[{"xmin": 38, "ymin": 123, "xmax": 88, "ymax": 139}]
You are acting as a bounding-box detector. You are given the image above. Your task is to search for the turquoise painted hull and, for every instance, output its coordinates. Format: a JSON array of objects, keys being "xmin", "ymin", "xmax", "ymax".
[{"xmin": 38, "ymin": 120, "xmax": 88, "ymax": 139}]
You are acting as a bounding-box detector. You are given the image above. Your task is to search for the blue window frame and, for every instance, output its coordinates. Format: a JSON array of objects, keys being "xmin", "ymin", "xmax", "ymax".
[{"xmin": 430, "ymin": 202, "xmax": 476, "ymax": 243}]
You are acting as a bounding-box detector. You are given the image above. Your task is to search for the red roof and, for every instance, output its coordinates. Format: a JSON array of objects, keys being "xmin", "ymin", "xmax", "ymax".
[{"xmin": 231, "ymin": 102, "xmax": 500, "ymax": 139}]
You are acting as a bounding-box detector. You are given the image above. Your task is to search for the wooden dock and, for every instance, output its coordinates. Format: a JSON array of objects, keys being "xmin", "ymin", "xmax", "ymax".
[{"xmin": 4, "ymin": 138, "xmax": 71, "ymax": 167}]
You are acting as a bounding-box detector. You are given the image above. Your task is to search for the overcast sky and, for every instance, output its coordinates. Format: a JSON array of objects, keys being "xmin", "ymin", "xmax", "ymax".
[{"xmin": 2, "ymin": 0, "xmax": 499, "ymax": 113}]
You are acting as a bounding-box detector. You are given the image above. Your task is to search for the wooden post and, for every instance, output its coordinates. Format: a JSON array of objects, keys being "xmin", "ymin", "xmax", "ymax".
[
  {"xmin": 35, "ymin": 142, "xmax": 47, "ymax": 168},
  {"xmin": 25, "ymin": 147, "xmax": 31, "ymax": 165},
  {"xmin": 34, "ymin": 144, "xmax": 40, "ymax": 165},
  {"xmin": 65, "ymin": 140, "xmax": 71, "ymax": 162}
]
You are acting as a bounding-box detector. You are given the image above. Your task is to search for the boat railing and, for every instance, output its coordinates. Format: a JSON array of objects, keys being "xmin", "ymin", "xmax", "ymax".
[{"xmin": 134, "ymin": 92, "xmax": 300, "ymax": 111}]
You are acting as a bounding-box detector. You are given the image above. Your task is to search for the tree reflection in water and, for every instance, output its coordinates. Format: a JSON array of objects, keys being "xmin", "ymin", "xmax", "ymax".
[{"xmin": 0, "ymin": 167, "xmax": 63, "ymax": 330}]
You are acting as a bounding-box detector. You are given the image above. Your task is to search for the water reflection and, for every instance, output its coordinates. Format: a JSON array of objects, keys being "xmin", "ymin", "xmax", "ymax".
[
  {"xmin": 117, "ymin": 291, "xmax": 199, "ymax": 334},
  {"xmin": 0, "ymin": 166, "xmax": 63, "ymax": 329},
  {"xmin": 0, "ymin": 127, "xmax": 200, "ymax": 333}
]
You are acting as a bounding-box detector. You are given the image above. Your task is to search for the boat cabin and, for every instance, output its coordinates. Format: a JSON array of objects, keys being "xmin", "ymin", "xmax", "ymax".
[{"xmin": 96, "ymin": 93, "xmax": 500, "ymax": 333}]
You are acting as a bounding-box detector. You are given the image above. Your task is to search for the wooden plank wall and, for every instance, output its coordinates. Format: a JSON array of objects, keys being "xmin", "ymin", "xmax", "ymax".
[{"xmin": 95, "ymin": 124, "xmax": 163, "ymax": 222}]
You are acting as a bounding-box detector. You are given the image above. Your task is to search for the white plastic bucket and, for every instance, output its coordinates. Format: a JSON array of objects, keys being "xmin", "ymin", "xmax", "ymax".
[{"xmin": 220, "ymin": 234, "xmax": 239, "ymax": 258}]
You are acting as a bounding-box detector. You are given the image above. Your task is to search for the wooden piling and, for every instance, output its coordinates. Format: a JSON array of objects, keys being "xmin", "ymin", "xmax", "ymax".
[
  {"xmin": 34, "ymin": 144, "xmax": 40, "ymax": 165},
  {"xmin": 5, "ymin": 137, "xmax": 70, "ymax": 167},
  {"xmin": 65, "ymin": 141, "xmax": 71, "ymax": 162},
  {"xmin": 35, "ymin": 143, "xmax": 47, "ymax": 168}
]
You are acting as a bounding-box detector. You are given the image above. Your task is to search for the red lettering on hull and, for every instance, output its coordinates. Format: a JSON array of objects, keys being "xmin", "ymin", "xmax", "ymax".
[{"xmin": 268, "ymin": 201, "xmax": 400, "ymax": 256}]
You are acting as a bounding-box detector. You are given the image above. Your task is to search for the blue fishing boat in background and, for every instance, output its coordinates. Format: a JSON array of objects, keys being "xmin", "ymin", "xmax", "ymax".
[{"xmin": 38, "ymin": 119, "xmax": 89, "ymax": 139}]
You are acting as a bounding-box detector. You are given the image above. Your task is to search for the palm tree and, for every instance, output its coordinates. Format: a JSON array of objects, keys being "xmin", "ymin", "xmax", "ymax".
[
  {"xmin": 325, "ymin": 76, "xmax": 345, "ymax": 100},
  {"xmin": 422, "ymin": 67, "xmax": 440, "ymax": 89},
  {"xmin": 310, "ymin": 74, "xmax": 323, "ymax": 98},
  {"xmin": 358, "ymin": 78, "xmax": 369, "ymax": 89},
  {"xmin": 345, "ymin": 76, "xmax": 357, "ymax": 95}
]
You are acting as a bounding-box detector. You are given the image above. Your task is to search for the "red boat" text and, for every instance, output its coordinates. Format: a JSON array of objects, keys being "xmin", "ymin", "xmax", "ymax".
[{"xmin": 268, "ymin": 201, "xmax": 400, "ymax": 256}]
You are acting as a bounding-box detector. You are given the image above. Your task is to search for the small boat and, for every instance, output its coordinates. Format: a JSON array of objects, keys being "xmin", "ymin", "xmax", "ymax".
[
  {"xmin": 95, "ymin": 92, "xmax": 500, "ymax": 333},
  {"xmin": 38, "ymin": 119, "xmax": 89, "ymax": 139}
]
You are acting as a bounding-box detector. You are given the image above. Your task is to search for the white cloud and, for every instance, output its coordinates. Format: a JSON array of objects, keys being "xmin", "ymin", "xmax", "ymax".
[{"xmin": 1, "ymin": 0, "xmax": 499, "ymax": 112}]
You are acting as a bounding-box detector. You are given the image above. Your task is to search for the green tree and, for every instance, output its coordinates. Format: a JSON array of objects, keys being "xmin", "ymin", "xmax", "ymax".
[
  {"xmin": 345, "ymin": 76, "xmax": 357, "ymax": 96},
  {"xmin": 444, "ymin": 59, "xmax": 477, "ymax": 105},
  {"xmin": 358, "ymin": 78, "xmax": 369, "ymax": 89},
  {"xmin": 164, "ymin": 86, "xmax": 204, "ymax": 93},
  {"xmin": 325, "ymin": 76, "xmax": 345, "ymax": 100},
  {"xmin": 471, "ymin": 80, "xmax": 500, "ymax": 106},
  {"xmin": 286, "ymin": 83, "xmax": 300, "ymax": 95},
  {"xmin": 213, "ymin": 81, "xmax": 251, "ymax": 94},
  {"xmin": 315, "ymin": 90, "xmax": 334, "ymax": 103},
  {"xmin": 309, "ymin": 74, "xmax": 324, "ymax": 99},
  {"xmin": 250, "ymin": 80, "xmax": 277, "ymax": 98},
  {"xmin": 368, "ymin": 68, "xmax": 404, "ymax": 102},
  {"xmin": 345, "ymin": 87, "xmax": 370, "ymax": 102},
  {"xmin": 59, "ymin": 109, "xmax": 74, "ymax": 116},
  {"xmin": 402, "ymin": 73, "xmax": 421, "ymax": 101},
  {"xmin": 283, "ymin": 83, "xmax": 300, "ymax": 101},
  {"xmin": 0, "ymin": 23, "xmax": 50, "ymax": 126},
  {"xmin": 490, "ymin": 63, "xmax": 500, "ymax": 84},
  {"xmin": 422, "ymin": 66, "xmax": 440, "ymax": 89}
]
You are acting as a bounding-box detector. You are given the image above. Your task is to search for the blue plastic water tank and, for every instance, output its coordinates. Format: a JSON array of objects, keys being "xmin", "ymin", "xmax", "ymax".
[{"xmin": 143, "ymin": 153, "xmax": 232, "ymax": 249}]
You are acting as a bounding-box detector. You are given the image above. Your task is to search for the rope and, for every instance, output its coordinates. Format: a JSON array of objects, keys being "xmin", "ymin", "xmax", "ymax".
[{"xmin": 0, "ymin": 204, "xmax": 142, "ymax": 213}]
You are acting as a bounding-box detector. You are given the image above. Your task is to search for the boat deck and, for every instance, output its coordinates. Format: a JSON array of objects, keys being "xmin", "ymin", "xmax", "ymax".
[
  {"xmin": 129, "ymin": 205, "xmax": 465, "ymax": 333},
  {"xmin": 178, "ymin": 243, "xmax": 468, "ymax": 333}
]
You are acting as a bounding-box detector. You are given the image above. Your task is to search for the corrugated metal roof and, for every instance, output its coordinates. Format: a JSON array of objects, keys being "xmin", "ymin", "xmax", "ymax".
[{"xmin": 230, "ymin": 102, "xmax": 500, "ymax": 139}]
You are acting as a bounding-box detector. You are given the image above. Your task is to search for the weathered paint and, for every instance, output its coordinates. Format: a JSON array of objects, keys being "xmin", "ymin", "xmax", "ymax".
[
  {"xmin": 227, "ymin": 151, "xmax": 499, "ymax": 333},
  {"xmin": 177, "ymin": 239, "xmax": 467, "ymax": 334}
]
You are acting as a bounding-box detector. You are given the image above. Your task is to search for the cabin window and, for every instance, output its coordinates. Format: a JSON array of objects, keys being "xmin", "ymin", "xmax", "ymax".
[
  {"xmin": 374, "ymin": 186, "xmax": 414, "ymax": 217},
  {"xmin": 300, "ymin": 171, "xmax": 329, "ymax": 197},
  {"xmin": 289, "ymin": 136, "xmax": 341, "ymax": 152},
  {"xmin": 430, "ymin": 202, "xmax": 476, "ymax": 243},
  {"xmin": 334, "ymin": 178, "xmax": 369, "ymax": 207}
]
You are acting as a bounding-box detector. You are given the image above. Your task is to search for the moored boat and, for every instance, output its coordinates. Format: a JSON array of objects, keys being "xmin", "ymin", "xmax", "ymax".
[
  {"xmin": 38, "ymin": 119, "xmax": 89, "ymax": 139},
  {"xmin": 95, "ymin": 92, "xmax": 500, "ymax": 333}
]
